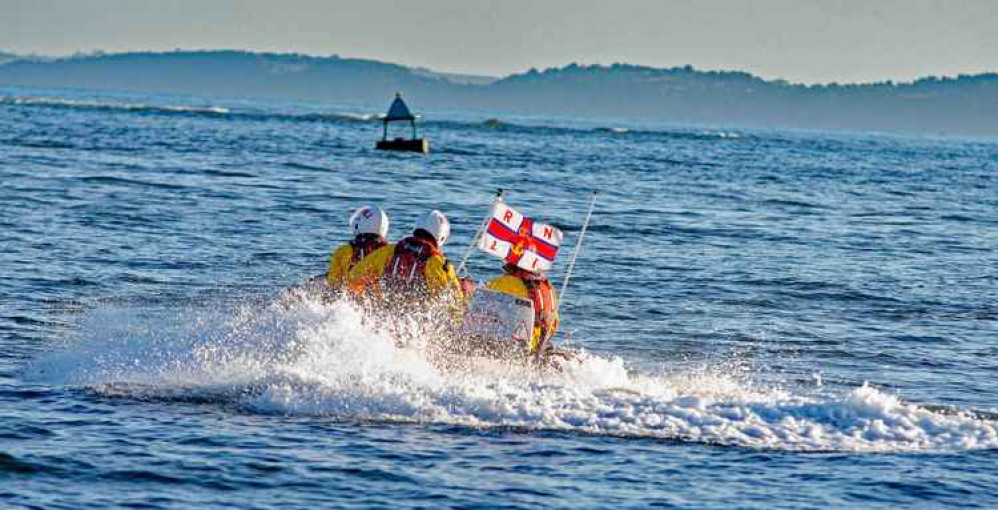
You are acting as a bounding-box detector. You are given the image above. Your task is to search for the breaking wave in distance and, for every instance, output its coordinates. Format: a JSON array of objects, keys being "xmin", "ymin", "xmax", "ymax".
[
  {"xmin": 0, "ymin": 95, "xmax": 231, "ymax": 115},
  {"xmin": 27, "ymin": 295, "xmax": 998, "ymax": 453},
  {"xmin": 0, "ymin": 95, "xmax": 383, "ymax": 124},
  {"xmin": 1, "ymin": 93, "xmax": 748, "ymax": 140}
]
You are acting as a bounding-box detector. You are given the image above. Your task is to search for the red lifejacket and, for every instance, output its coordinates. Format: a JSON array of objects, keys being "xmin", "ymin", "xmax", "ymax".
[
  {"xmin": 349, "ymin": 234, "xmax": 388, "ymax": 266},
  {"xmin": 514, "ymin": 270, "xmax": 558, "ymax": 343},
  {"xmin": 385, "ymin": 235, "xmax": 441, "ymax": 284}
]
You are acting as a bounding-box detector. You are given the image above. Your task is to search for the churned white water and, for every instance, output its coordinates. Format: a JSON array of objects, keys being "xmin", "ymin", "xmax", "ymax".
[{"xmin": 27, "ymin": 295, "xmax": 998, "ymax": 453}]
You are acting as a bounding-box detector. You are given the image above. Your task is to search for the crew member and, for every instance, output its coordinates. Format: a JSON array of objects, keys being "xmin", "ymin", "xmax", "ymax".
[
  {"xmin": 486, "ymin": 262, "xmax": 560, "ymax": 355},
  {"xmin": 347, "ymin": 210, "xmax": 462, "ymax": 303},
  {"xmin": 325, "ymin": 205, "xmax": 390, "ymax": 288}
]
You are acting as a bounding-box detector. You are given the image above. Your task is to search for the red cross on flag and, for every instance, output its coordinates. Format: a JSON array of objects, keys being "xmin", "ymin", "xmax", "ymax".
[{"xmin": 478, "ymin": 201, "xmax": 564, "ymax": 272}]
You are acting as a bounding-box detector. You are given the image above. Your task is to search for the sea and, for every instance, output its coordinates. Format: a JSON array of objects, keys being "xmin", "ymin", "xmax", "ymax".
[{"xmin": 1, "ymin": 87, "xmax": 996, "ymax": 509}]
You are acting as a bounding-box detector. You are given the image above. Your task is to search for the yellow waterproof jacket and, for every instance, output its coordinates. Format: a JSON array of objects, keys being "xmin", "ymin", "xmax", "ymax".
[
  {"xmin": 347, "ymin": 242, "xmax": 461, "ymax": 299},
  {"xmin": 326, "ymin": 236, "xmax": 388, "ymax": 288},
  {"xmin": 325, "ymin": 244, "xmax": 355, "ymax": 287},
  {"xmin": 486, "ymin": 274, "xmax": 560, "ymax": 353}
]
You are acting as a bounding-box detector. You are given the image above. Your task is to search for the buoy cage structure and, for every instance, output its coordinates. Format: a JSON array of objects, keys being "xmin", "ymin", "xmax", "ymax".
[{"xmin": 375, "ymin": 93, "xmax": 429, "ymax": 153}]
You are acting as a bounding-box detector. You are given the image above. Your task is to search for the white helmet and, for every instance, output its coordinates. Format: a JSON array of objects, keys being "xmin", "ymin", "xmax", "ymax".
[
  {"xmin": 415, "ymin": 210, "xmax": 450, "ymax": 246},
  {"xmin": 349, "ymin": 205, "xmax": 389, "ymax": 237}
]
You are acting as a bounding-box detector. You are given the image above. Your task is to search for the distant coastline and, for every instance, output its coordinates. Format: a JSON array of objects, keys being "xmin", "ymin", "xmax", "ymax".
[{"xmin": 1, "ymin": 50, "xmax": 996, "ymax": 137}]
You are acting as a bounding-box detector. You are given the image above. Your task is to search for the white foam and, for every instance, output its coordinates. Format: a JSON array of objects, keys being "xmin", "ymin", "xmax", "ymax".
[
  {"xmin": 26, "ymin": 295, "xmax": 998, "ymax": 452},
  {"xmin": 702, "ymin": 130, "xmax": 743, "ymax": 139},
  {"xmin": 0, "ymin": 96, "xmax": 229, "ymax": 115}
]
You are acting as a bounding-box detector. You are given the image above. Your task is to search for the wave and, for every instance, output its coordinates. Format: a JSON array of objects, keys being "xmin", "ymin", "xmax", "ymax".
[
  {"xmin": 78, "ymin": 175, "xmax": 190, "ymax": 190},
  {"xmin": 0, "ymin": 95, "xmax": 384, "ymax": 125},
  {"xmin": 0, "ymin": 95, "xmax": 230, "ymax": 116},
  {"xmin": 25, "ymin": 293, "xmax": 998, "ymax": 453},
  {"xmin": 594, "ymin": 127, "xmax": 630, "ymax": 134},
  {"xmin": 2, "ymin": 94, "xmax": 752, "ymax": 142},
  {"xmin": 702, "ymin": 130, "xmax": 743, "ymax": 139},
  {"xmin": 299, "ymin": 112, "xmax": 377, "ymax": 122},
  {"xmin": 0, "ymin": 452, "xmax": 46, "ymax": 475}
]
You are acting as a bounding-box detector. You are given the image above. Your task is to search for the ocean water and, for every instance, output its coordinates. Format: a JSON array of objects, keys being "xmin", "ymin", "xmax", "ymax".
[{"xmin": 1, "ymin": 88, "xmax": 997, "ymax": 508}]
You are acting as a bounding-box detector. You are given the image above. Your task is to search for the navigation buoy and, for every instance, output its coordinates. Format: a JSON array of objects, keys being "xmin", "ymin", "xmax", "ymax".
[{"xmin": 375, "ymin": 93, "xmax": 428, "ymax": 153}]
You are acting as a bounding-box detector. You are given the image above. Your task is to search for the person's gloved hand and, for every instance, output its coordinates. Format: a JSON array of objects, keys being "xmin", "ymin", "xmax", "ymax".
[{"xmin": 458, "ymin": 277, "xmax": 476, "ymax": 299}]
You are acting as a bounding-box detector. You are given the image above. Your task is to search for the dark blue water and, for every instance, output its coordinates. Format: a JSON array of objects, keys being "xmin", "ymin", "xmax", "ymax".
[{"xmin": 2, "ymin": 88, "xmax": 997, "ymax": 508}]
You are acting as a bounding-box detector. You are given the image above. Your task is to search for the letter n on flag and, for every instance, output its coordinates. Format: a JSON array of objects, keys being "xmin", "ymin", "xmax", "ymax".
[{"xmin": 478, "ymin": 201, "xmax": 564, "ymax": 272}]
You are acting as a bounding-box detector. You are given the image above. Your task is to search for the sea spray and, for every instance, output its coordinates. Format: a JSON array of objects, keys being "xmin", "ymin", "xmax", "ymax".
[{"xmin": 26, "ymin": 294, "xmax": 998, "ymax": 452}]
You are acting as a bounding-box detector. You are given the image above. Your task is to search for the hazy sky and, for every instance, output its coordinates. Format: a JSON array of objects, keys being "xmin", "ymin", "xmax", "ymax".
[{"xmin": 2, "ymin": 0, "xmax": 995, "ymax": 83}]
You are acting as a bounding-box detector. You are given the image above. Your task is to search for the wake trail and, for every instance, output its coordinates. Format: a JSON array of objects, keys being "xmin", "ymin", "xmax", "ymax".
[{"xmin": 24, "ymin": 294, "xmax": 998, "ymax": 452}]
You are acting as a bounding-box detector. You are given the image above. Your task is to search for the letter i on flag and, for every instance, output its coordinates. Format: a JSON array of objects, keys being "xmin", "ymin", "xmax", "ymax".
[{"xmin": 478, "ymin": 201, "xmax": 564, "ymax": 272}]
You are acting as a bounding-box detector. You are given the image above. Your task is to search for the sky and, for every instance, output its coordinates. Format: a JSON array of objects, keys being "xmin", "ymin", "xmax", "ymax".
[{"xmin": 1, "ymin": 0, "xmax": 995, "ymax": 84}]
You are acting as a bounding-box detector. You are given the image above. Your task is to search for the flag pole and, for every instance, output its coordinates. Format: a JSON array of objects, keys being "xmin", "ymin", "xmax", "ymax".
[
  {"xmin": 555, "ymin": 191, "xmax": 597, "ymax": 314},
  {"xmin": 535, "ymin": 191, "xmax": 597, "ymax": 362},
  {"xmin": 457, "ymin": 188, "xmax": 503, "ymax": 276}
]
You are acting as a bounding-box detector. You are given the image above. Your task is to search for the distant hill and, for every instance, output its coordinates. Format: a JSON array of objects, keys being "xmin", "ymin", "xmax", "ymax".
[
  {"xmin": 0, "ymin": 50, "xmax": 474, "ymax": 108},
  {"xmin": 410, "ymin": 67, "xmax": 497, "ymax": 86},
  {"xmin": 489, "ymin": 63, "xmax": 998, "ymax": 136},
  {"xmin": 1, "ymin": 50, "xmax": 996, "ymax": 136},
  {"xmin": 0, "ymin": 51, "xmax": 19, "ymax": 65}
]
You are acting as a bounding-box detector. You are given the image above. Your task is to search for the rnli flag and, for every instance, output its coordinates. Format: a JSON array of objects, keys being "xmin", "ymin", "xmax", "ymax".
[{"xmin": 478, "ymin": 201, "xmax": 564, "ymax": 272}]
